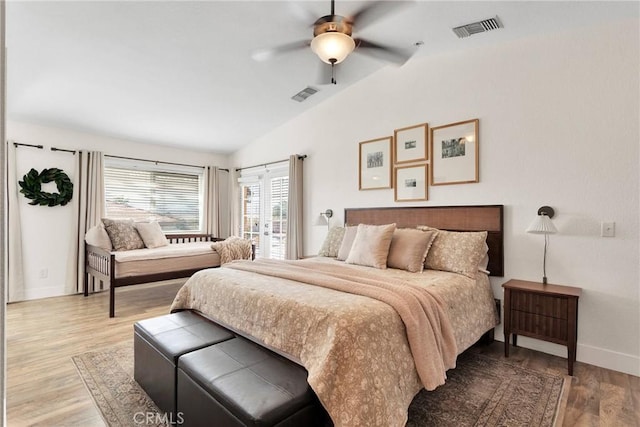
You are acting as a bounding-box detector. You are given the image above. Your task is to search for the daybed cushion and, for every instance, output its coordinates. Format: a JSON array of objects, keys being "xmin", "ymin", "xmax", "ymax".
[
  {"xmin": 317, "ymin": 226, "xmax": 345, "ymax": 257},
  {"xmin": 114, "ymin": 241, "xmax": 220, "ymax": 279},
  {"xmin": 135, "ymin": 221, "xmax": 169, "ymax": 249},
  {"xmin": 102, "ymin": 218, "xmax": 145, "ymax": 251},
  {"xmin": 387, "ymin": 228, "xmax": 438, "ymax": 273},
  {"xmin": 345, "ymin": 223, "xmax": 396, "ymax": 269},
  {"xmin": 84, "ymin": 223, "xmax": 113, "ymax": 251}
]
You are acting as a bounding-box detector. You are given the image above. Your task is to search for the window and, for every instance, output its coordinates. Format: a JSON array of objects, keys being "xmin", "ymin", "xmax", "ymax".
[
  {"xmin": 104, "ymin": 158, "xmax": 204, "ymax": 233},
  {"xmin": 238, "ymin": 163, "xmax": 288, "ymax": 259}
]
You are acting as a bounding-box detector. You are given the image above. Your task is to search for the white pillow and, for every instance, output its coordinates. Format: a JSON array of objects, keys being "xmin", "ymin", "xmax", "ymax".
[
  {"xmin": 134, "ymin": 221, "xmax": 169, "ymax": 249},
  {"xmin": 337, "ymin": 226, "xmax": 358, "ymax": 261},
  {"xmin": 84, "ymin": 223, "xmax": 113, "ymax": 251}
]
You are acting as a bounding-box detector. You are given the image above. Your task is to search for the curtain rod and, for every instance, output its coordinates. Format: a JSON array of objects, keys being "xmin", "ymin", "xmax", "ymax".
[
  {"xmin": 105, "ymin": 154, "xmax": 210, "ymax": 170},
  {"xmin": 51, "ymin": 147, "xmax": 76, "ymax": 155},
  {"xmin": 13, "ymin": 142, "xmax": 43, "ymax": 149},
  {"xmin": 235, "ymin": 154, "xmax": 307, "ymax": 172}
]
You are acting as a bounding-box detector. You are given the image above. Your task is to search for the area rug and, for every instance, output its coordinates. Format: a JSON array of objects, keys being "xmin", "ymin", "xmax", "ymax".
[{"xmin": 73, "ymin": 343, "xmax": 569, "ymax": 427}]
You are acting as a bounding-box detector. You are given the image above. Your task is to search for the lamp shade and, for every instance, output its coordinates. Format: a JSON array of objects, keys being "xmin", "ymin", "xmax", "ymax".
[
  {"xmin": 313, "ymin": 214, "xmax": 329, "ymax": 227},
  {"xmin": 310, "ymin": 32, "xmax": 355, "ymax": 64},
  {"xmin": 526, "ymin": 215, "xmax": 557, "ymax": 234}
]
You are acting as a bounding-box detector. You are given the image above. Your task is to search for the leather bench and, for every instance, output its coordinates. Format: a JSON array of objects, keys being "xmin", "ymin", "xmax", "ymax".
[
  {"xmin": 134, "ymin": 311, "xmax": 235, "ymax": 416},
  {"xmin": 177, "ymin": 336, "xmax": 329, "ymax": 426}
]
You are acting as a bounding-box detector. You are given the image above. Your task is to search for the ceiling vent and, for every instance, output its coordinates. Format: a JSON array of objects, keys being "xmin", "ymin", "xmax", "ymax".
[
  {"xmin": 453, "ymin": 16, "xmax": 503, "ymax": 39},
  {"xmin": 291, "ymin": 86, "xmax": 318, "ymax": 102}
]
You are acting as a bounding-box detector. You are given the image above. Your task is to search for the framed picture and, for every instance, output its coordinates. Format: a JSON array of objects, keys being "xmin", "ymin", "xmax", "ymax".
[
  {"xmin": 359, "ymin": 136, "xmax": 392, "ymax": 190},
  {"xmin": 394, "ymin": 123, "xmax": 428, "ymax": 164},
  {"xmin": 394, "ymin": 164, "xmax": 428, "ymax": 202},
  {"xmin": 430, "ymin": 119, "xmax": 479, "ymax": 185}
]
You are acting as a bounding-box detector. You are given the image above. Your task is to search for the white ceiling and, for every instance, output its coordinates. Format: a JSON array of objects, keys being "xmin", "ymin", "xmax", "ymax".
[{"xmin": 6, "ymin": 1, "xmax": 636, "ymax": 154}]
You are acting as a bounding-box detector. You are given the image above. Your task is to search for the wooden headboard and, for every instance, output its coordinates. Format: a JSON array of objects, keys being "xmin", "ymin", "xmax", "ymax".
[{"xmin": 344, "ymin": 205, "xmax": 504, "ymax": 276}]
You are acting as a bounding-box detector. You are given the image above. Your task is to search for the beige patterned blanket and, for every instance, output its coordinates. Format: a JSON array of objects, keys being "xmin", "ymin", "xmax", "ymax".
[{"xmin": 170, "ymin": 257, "xmax": 498, "ymax": 427}]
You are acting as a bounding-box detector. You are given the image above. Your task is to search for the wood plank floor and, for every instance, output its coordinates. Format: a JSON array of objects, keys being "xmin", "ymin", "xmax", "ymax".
[{"xmin": 6, "ymin": 282, "xmax": 640, "ymax": 427}]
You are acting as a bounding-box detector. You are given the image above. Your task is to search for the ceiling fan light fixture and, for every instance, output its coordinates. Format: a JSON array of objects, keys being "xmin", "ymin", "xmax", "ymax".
[{"xmin": 310, "ymin": 31, "xmax": 355, "ymax": 64}]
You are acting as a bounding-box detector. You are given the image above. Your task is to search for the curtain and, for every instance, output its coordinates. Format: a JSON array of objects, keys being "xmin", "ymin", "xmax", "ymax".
[
  {"xmin": 73, "ymin": 151, "xmax": 105, "ymax": 294},
  {"xmin": 204, "ymin": 166, "xmax": 220, "ymax": 237},
  {"xmin": 286, "ymin": 155, "xmax": 303, "ymax": 260},
  {"xmin": 5, "ymin": 142, "xmax": 25, "ymax": 302},
  {"xmin": 229, "ymin": 167, "xmax": 240, "ymax": 237}
]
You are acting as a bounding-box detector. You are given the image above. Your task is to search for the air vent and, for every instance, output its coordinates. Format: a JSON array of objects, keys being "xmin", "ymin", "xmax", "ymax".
[
  {"xmin": 453, "ymin": 16, "xmax": 503, "ymax": 39},
  {"xmin": 291, "ymin": 86, "xmax": 318, "ymax": 102}
]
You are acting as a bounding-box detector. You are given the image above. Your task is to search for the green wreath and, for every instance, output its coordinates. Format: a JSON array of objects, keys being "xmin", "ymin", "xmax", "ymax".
[{"xmin": 18, "ymin": 168, "xmax": 74, "ymax": 207}]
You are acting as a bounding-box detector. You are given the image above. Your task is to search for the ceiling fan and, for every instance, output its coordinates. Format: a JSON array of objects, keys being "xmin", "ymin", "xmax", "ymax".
[{"xmin": 252, "ymin": 0, "xmax": 415, "ymax": 84}]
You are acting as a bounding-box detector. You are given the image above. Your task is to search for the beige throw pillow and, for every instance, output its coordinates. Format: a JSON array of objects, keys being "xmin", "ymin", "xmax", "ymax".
[
  {"xmin": 337, "ymin": 226, "xmax": 358, "ymax": 261},
  {"xmin": 135, "ymin": 221, "xmax": 169, "ymax": 249},
  {"xmin": 84, "ymin": 223, "xmax": 113, "ymax": 251},
  {"xmin": 211, "ymin": 237, "xmax": 253, "ymax": 264},
  {"xmin": 387, "ymin": 228, "xmax": 438, "ymax": 273},
  {"xmin": 318, "ymin": 227, "xmax": 345, "ymax": 257},
  {"xmin": 102, "ymin": 218, "xmax": 145, "ymax": 251},
  {"xmin": 418, "ymin": 225, "xmax": 488, "ymax": 278},
  {"xmin": 345, "ymin": 223, "xmax": 396, "ymax": 269}
]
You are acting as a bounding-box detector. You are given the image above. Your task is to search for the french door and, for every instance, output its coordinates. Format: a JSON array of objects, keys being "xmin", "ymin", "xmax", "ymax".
[{"xmin": 239, "ymin": 168, "xmax": 288, "ymax": 259}]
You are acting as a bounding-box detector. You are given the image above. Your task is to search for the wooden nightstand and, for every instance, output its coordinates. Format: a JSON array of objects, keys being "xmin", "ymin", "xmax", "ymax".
[{"xmin": 502, "ymin": 279, "xmax": 582, "ymax": 375}]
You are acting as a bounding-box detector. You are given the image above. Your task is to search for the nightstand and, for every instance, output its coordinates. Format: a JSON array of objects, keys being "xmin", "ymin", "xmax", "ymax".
[{"xmin": 502, "ymin": 279, "xmax": 582, "ymax": 375}]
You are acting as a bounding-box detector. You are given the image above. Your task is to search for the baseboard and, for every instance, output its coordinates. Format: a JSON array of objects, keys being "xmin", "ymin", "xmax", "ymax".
[{"xmin": 494, "ymin": 330, "xmax": 640, "ymax": 376}]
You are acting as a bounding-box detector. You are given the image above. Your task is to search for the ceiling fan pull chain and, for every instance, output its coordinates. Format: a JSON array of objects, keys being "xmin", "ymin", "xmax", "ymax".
[{"xmin": 330, "ymin": 61, "xmax": 337, "ymax": 85}]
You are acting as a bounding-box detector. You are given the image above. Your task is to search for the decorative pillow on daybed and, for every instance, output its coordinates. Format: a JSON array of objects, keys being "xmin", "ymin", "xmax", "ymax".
[
  {"xmin": 84, "ymin": 222, "xmax": 113, "ymax": 251},
  {"xmin": 134, "ymin": 221, "xmax": 169, "ymax": 249},
  {"xmin": 317, "ymin": 226, "xmax": 345, "ymax": 257},
  {"xmin": 102, "ymin": 218, "xmax": 145, "ymax": 251},
  {"xmin": 417, "ymin": 225, "xmax": 488, "ymax": 279},
  {"xmin": 211, "ymin": 236, "xmax": 253, "ymax": 264},
  {"xmin": 345, "ymin": 223, "xmax": 396, "ymax": 269},
  {"xmin": 386, "ymin": 228, "xmax": 438, "ymax": 273}
]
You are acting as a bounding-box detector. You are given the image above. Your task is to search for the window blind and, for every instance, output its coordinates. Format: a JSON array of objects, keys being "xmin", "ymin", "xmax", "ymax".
[{"xmin": 104, "ymin": 160, "xmax": 203, "ymax": 233}]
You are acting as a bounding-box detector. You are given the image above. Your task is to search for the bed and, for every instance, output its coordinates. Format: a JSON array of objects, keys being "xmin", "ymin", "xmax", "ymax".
[{"xmin": 170, "ymin": 205, "xmax": 504, "ymax": 427}]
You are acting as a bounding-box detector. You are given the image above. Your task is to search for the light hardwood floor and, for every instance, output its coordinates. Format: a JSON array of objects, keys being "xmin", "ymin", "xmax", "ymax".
[{"xmin": 6, "ymin": 282, "xmax": 640, "ymax": 427}]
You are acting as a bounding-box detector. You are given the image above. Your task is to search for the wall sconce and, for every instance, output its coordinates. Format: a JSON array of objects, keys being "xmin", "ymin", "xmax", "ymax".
[
  {"xmin": 314, "ymin": 209, "xmax": 333, "ymax": 230},
  {"xmin": 526, "ymin": 206, "xmax": 557, "ymax": 285}
]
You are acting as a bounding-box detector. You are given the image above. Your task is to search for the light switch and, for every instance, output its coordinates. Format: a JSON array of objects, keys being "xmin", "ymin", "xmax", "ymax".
[{"xmin": 601, "ymin": 222, "xmax": 615, "ymax": 237}]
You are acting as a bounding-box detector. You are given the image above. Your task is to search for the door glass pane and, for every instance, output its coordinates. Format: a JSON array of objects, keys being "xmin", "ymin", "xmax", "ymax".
[
  {"xmin": 269, "ymin": 176, "xmax": 288, "ymax": 260},
  {"xmin": 241, "ymin": 182, "xmax": 261, "ymax": 257}
]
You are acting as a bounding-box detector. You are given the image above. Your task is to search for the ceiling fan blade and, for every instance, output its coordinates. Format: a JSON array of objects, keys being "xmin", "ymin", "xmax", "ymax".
[
  {"xmin": 346, "ymin": 1, "xmax": 413, "ymax": 31},
  {"xmin": 251, "ymin": 40, "xmax": 311, "ymax": 62},
  {"xmin": 354, "ymin": 38, "xmax": 415, "ymax": 65}
]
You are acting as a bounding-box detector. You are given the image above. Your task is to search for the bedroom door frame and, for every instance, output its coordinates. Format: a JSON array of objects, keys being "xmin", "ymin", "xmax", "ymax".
[{"xmin": 238, "ymin": 163, "xmax": 288, "ymax": 259}]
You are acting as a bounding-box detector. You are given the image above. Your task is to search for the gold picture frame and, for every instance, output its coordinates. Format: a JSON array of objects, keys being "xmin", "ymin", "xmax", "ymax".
[
  {"xmin": 430, "ymin": 119, "xmax": 479, "ymax": 185},
  {"xmin": 394, "ymin": 123, "xmax": 428, "ymax": 165},
  {"xmin": 394, "ymin": 164, "xmax": 428, "ymax": 202},
  {"xmin": 359, "ymin": 136, "xmax": 393, "ymax": 190}
]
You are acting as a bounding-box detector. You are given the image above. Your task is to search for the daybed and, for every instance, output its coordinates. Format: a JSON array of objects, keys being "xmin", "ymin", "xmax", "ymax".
[
  {"xmin": 164, "ymin": 205, "xmax": 504, "ymax": 427},
  {"xmin": 84, "ymin": 219, "xmax": 253, "ymax": 317}
]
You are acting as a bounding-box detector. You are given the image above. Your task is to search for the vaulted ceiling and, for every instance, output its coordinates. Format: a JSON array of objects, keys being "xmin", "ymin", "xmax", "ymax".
[{"xmin": 6, "ymin": 1, "xmax": 635, "ymax": 153}]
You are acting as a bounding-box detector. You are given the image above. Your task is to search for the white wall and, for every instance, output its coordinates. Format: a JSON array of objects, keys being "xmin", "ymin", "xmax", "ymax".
[
  {"xmin": 231, "ymin": 20, "xmax": 640, "ymax": 375},
  {"xmin": 7, "ymin": 120, "xmax": 229, "ymax": 300}
]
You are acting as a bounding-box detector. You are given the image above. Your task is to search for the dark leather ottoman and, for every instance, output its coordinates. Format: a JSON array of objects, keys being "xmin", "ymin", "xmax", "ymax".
[
  {"xmin": 134, "ymin": 311, "xmax": 234, "ymax": 417},
  {"xmin": 177, "ymin": 337, "xmax": 328, "ymax": 427}
]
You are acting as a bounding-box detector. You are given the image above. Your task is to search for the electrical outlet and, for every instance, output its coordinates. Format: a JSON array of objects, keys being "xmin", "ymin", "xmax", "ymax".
[
  {"xmin": 601, "ymin": 222, "xmax": 615, "ymax": 237},
  {"xmin": 39, "ymin": 269, "xmax": 48, "ymax": 279}
]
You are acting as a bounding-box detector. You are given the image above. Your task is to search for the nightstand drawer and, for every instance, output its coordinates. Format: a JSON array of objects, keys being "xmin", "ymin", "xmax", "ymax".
[
  {"xmin": 511, "ymin": 310, "xmax": 568, "ymax": 342},
  {"xmin": 511, "ymin": 291, "xmax": 568, "ymax": 319}
]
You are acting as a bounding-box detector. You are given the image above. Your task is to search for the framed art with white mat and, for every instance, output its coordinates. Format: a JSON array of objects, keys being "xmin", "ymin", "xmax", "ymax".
[
  {"xmin": 359, "ymin": 136, "xmax": 393, "ymax": 190},
  {"xmin": 394, "ymin": 164, "xmax": 428, "ymax": 202},
  {"xmin": 394, "ymin": 123, "xmax": 428, "ymax": 165},
  {"xmin": 430, "ymin": 119, "xmax": 479, "ymax": 185}
]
